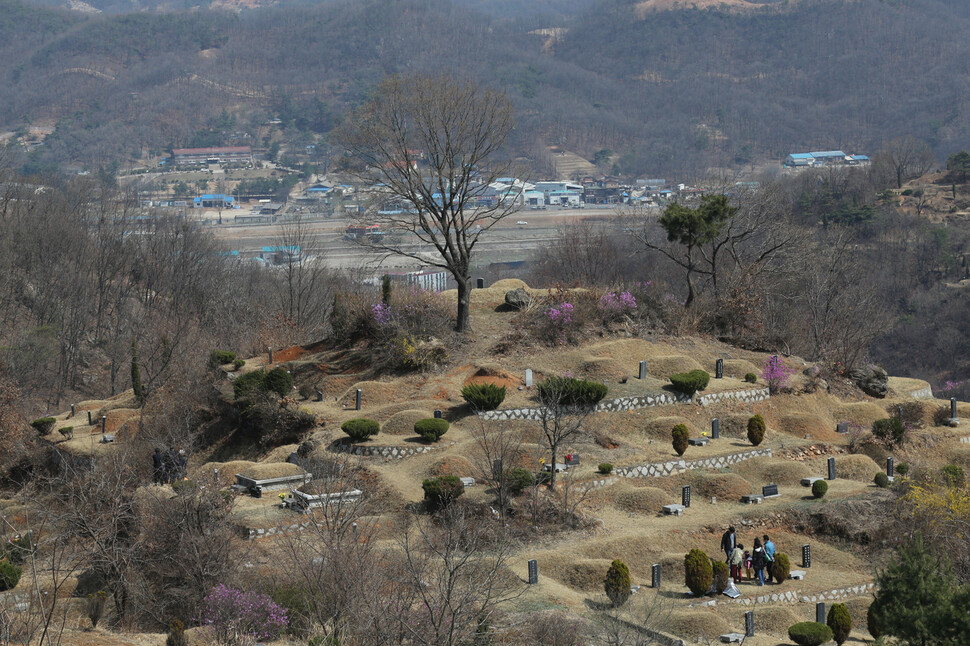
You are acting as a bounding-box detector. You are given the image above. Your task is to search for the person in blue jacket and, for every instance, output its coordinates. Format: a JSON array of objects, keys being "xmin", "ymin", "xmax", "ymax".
[{"xmin": 763, "ymin": 534, "xmax": 776, "ymax": 583}]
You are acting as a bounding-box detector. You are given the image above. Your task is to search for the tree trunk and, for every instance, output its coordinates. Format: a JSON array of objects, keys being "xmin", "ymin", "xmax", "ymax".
[
  {"xmin": 455, "ymin": 275, "xmax": 471, "ymax": 333},
  {"xmin": 549, "ymin": 443, "xmax": 558, "ymax": 488}
]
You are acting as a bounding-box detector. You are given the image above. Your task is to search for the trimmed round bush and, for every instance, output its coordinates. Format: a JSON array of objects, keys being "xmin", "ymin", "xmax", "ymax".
[
  {"xmin": 233, "ymin": 370, "xmax": 267, "ymax": 400},
  {"xmin": 265, "ymin": 367, "xmax": 294, "ymax": 397},
  {"xmin": 604, "ymin": 559, "xmax": 632, "ymax": 607},
  {"xmin": 827, "ymin": 602, "xmax": 852, "ymax": 645},
  {"xmin": 415, "ymin": 418, "xmax": 450, "ymax": 442},
  {"xmin": 668, "ymin": 370, "xmax": 710, "ymax": 396},
  {"xmin": 771, "ymin": 553, "xmax": 791, "ymax": 583},
  {"xmin": 747, "ymin": 414, "xmax": 766, "ymax": 446},
  {"xmin": 874, "ymin": 472, "xmax": 890, "ymax": 488},
  {"xmin": 684, "ymin": 548, "xmax": 713, "ymax": 597},
  {"xmin": 460, "ymin": 383, "xmax": 506, "ymax": 411},
  {"xmin": 536, "ymin": 377, "xmax": 608, "ymax": 409},
  {"xmin": 58, "ymin": 426, "xmax": 74, "ymax": 439},
  {"xmin": 30, "ymin": 417, "xmax": 56, "ymax": 434},
  {"xmin": 504, "ymin": 467, "xmax": 534, "ymax": 495},
  {"xmin": 598, "ymin": 463, "xmax": 614, "ymax": 475},
  {"xmin": 896, "ymin": 462, "xmax": 910, "ymax": 476},
  {"xmin": 210, "ymin": 350, "xmax": 237, "ymax": 366},
  {"xmin": 422, "ymin": 475, "xmax": 464, "ymax": 510},
  {"xmin": 744, "ymin": 373, "xmax": 758, "ymax": 383},
  {"xmin": 866, "ymin": 600, "xmax": 881, "ymax": 638},
  {"xmin": 341, "ymin": 418, "xmax": 380, "ymax": 442},
  {"xmin": 787, "ymin": 622, "xmax": 833, "ymax": 646},
  {"xmin": 672, "ymin": 424, "xmax": 689, "ymax": 457},
  {"xmin": 0, "ymin": 561, "xmax": 22, "ymax": 591},
  {"xmin": 712, "ymin": 560, "xmax": 729, "ymax": 593},
  {"xmin": 812, "ymin": 479, "xmax": 828, "ymax": 499},
  {"xmin": 232, "ymin": 358, "xmax": 246, "ymax": 370}
]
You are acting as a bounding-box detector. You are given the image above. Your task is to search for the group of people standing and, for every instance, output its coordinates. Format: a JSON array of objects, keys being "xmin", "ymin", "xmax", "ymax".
[
  {"xmin": 152, "ymin": 447, "xmax": 187, "ymax": 485},
  {"xmin": 721, "ymin": 526, "xmax": 777, "ymax": 586}
]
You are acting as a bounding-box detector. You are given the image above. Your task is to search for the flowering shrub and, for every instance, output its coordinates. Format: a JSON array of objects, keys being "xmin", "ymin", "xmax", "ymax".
[
  {"xmin": 938, "ymin": 380, "xmax": 964, "ymax": 393},
  {"xmin": 761, "ymin": 356, "xmax": 796, "ymax": 394},
  {"xmin": 598, "ymin": 290, "xmax": 637, "ymax": 324},
  {"xmin": 200, "ymin": 584, "xmax": 288, "ymax": 645},
  {"xmin": 371, "ymin": 303, "xmax": 393, "ymax": 326}
]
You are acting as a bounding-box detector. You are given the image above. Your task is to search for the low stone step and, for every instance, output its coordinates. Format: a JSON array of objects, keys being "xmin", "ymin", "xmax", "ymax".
[
  {"xmin": 663, "ymin": 504, "xmax": 686, "ymax": 516},
  {"xmin": 740, "ymin": 494, "xmax": 764, "ymax": 504},
  {"xmin": 801, "ymin": 477, "xmax": 824, "ymax": 487}
]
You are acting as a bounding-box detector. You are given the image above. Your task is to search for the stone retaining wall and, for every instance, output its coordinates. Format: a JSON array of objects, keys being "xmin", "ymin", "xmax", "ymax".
[
  {"xmin": 910, "ymin": 387, "xmax": 934, "ymax": 400},
  {"xmin": 718, "ymin": 582, "xmax": 875, "ymax": 606},
  {"xmin": 236, "ymin": 520, "xmax": 314, "ymax": 540},
  {"xmin": 329, "ymin": 443, "xmax": 440, "ymax": 458},
  {"xmin": 698, "ymin": 387, "xmax": 770, "ymax": 406},
  {"xmin": 479, "ymin": 388, "xmax": 769, "ymax": 421},
  {"xmin": 960, "ymin": 436, "xmax": 970, "ymax": 444},
  {"xmin": 615, "ymin": 448, "xmax": 773, "ymax": 479}
]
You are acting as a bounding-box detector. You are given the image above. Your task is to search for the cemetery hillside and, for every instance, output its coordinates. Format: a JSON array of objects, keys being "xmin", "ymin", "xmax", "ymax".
[{"xmin": 3, "ymin": 278, "xmax": 970, "ymax": 645}]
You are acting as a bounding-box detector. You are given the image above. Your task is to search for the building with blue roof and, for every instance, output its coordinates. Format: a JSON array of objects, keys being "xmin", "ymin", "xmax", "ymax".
[
  {"xmin": 783, "ymin": 150, "xmax": 868, "ymax": 168},
  {"xmin": 193, "ymin": 194, "xmax": 235, "ymax": 209}
]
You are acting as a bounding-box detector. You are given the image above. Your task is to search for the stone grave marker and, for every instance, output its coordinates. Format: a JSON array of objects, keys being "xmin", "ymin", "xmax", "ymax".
[
  {"xmin": 638, "ymin": 361, "xmax": 647, "ymax": 380},
  {"xmin": 315, "ymin": 390, "xmax": 323, "ymax": 402},
  {"xmin": 682, "ymin": 484, "xmax": 691, "ymax": 508},
  {"xmin": 802, "ymin": 544, "xmax": 811, "ymax": 568},
  {"xmin": 816, "ymin": 602, "xmax": 825, "ymax": 624},
  {"xmin": 99, "ymin": 434, "xmax": 116, "ymax": 444},
  {"xmin": 801, "ymin": 476, "xmax": 823, "ymax": 487},
  {"xmin": 268, "ymin": 347, "xmax": 273, "ymax": 364},
  {"xmin": 762, "ymin": 484, "xmax": 780, "ymax": 498},
  {"xmin": 887, "ymin": 456, "xmax": 894, "ymax": 478},
  {"xmin": 476, "ymin": 277, "xmax": 485, "ymax": 289},
  {"xmin": 711, "ymin": 418, "xmax": 720, "ymax": 439},
  {"xmin": 688, "ymin": 437, "xmax": 709, "ymax": 446},
  {"xmin": 525, "ymin": 369, "xmax": 533, "ymax": 387},
  {"xmin": 827, "ymin": 457, "xmax": 836, "ymax": 480},
  {"xmin": 719, "ymin": 634, "xmax": 744, "ymax": 643},
  {"xmin": 662, "ymin": 504, "xmax": 685, "ymax": 516},
  {"xmin": 715, "ymin": 358, "xmax": 724, "ymax": 379},
  {"xmin": 744, "ymin": 611, "xmax": 754, "ymax": 637},
  {"xmin": 355, "ymin": 389, "xmax": 362, "ymax": 411},
  {"xmin": 87, "ymin": 411, "xmax": 92, "ymax": 425},
  {"xmin": 836, "ymin": 422, "xmax": 848, "ymax": 434},
  {"xmin": 460, "ymin": 477, "xmax": 475, "ymax": 488},
  {"xmin": 740, "ymin": 494, "xmax": 764, "ymax": 504},
  {"xmin": 789, "ymin": 570, "xmax": 806, "ymax": 580},
  {"xmin": 434, "ymin": 410, "xmax": 443, "ymax": 419},
  {"xmin": 565, "ymin": 454, "xmax": 580, "ymax": 466},
  {"xmin": 70, "ymin": 403, "xmax": 75, "ymax": 417},
  {"xmin": 528, "ymin": 559, "xmax": 538, "ymax": 584},
  {"xmin": 952, "ymin": 397, "xmax": 958, "ymax": 419},
  {"xmin": 652, "ymin": 563, "xmax": 661, "ymax": 588},
  {"xmin": 101, "ymin": 416, "xmax": 107, "ymax": 433}
]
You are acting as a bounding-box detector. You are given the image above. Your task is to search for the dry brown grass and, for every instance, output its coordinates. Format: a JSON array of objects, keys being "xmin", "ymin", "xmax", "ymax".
[
  {"xmin": 381, "ymin": 409, "xmax": 435, "ymax": 435},
  {"xmin": 339, "ymin": 381, "xmax": 412, "ymax": 407},
  {"xmin": 946, "ymin": 445, "xmax": 970, "ymax": 467},
  {"xmin": 826, "ymin": 454, "xmax": 881, "ymax": 482},
  {"xmin": 644, "ymin": 355, "xmax": 704, "ymax": 378},
  {"xmin": 668, "ymin": 610, "xmax": 729, "ymax": 642},
  {"xmin": 427, "ymin": 455, "xmax": 475, "ymax": 477},
  {"xmin": 237, "ymin": 462, "xmax": 306, "ymax": 480},
  {"xmin": 579, "ymin": 357, "xmax": 630, "ymax": 382},
  {"xmin": 836, "ymin": 402, "xmax": 888, "ymax": 426},
  {"xmin": 778, "ymin": 413, "xmax": 836, "ymax": 441},
  {"xmin": 732, "ymin": 458, "xmax": 813, "ymax": 486},
  {"xmin": 489, "ymin": 278, "xmax": 529, "ymax": 291},
  {"xmin": 613, "ymin": 485, "xmax": 672, "ymax": 515},
  {"xmin": 640, "ymin": 416, "xmax": 696, "ymax": 440},
  {"xmin": 721, "ymin": 359, "xmax": 759, "ymax": 379},
  {"xmin": 545, "ymin": 558, "xmax": 612, "ymax": 592},
  {"xmin": 691, "ymin": 473, "xmax": 751, "ymax": 499}
]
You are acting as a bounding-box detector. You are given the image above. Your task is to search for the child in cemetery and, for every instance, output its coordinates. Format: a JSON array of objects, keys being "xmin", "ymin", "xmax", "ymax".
[
  {"xmin": 730, "ymin": 543, "xmax": 744, "ymax": 582},
  {"xmin": 743, "ymin": 547, "xmax": 753, "ymax": 581},
  {"xmin": 752, "ymin": 537, "xmax": 767, "ymax": 586}
]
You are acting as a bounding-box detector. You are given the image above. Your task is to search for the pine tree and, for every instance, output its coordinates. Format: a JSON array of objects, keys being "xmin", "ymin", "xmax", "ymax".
[
  {"xmin": 604, "ymin": 559, "xmax": 632, "ymax": 607},
  {"xmin": 871, "ymin": 534, "xmax": 956, "ymax": 645}
]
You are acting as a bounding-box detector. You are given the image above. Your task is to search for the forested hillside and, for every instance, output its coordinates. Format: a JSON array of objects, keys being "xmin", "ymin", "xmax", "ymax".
[{"xmin": 5, "ymin": 0, "xmax": 970, "ymax": 176}]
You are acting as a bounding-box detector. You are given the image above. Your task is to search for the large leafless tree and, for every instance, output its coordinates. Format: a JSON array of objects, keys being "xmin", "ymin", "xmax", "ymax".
[{"xmin": 337, "ymin": 74, "xmax": 520, "ymax": 333}]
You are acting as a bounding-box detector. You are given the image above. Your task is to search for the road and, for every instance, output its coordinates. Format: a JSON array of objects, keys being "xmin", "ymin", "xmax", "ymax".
[{"xmin": 210, "ymin": 205, "xmax": 643, "ymax": 269}]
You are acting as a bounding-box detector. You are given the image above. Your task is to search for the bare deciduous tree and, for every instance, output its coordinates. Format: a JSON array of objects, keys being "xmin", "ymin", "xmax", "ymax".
[{"xmin": 337, "ymin": 74, "xmax": 520, "ymax": 332}]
